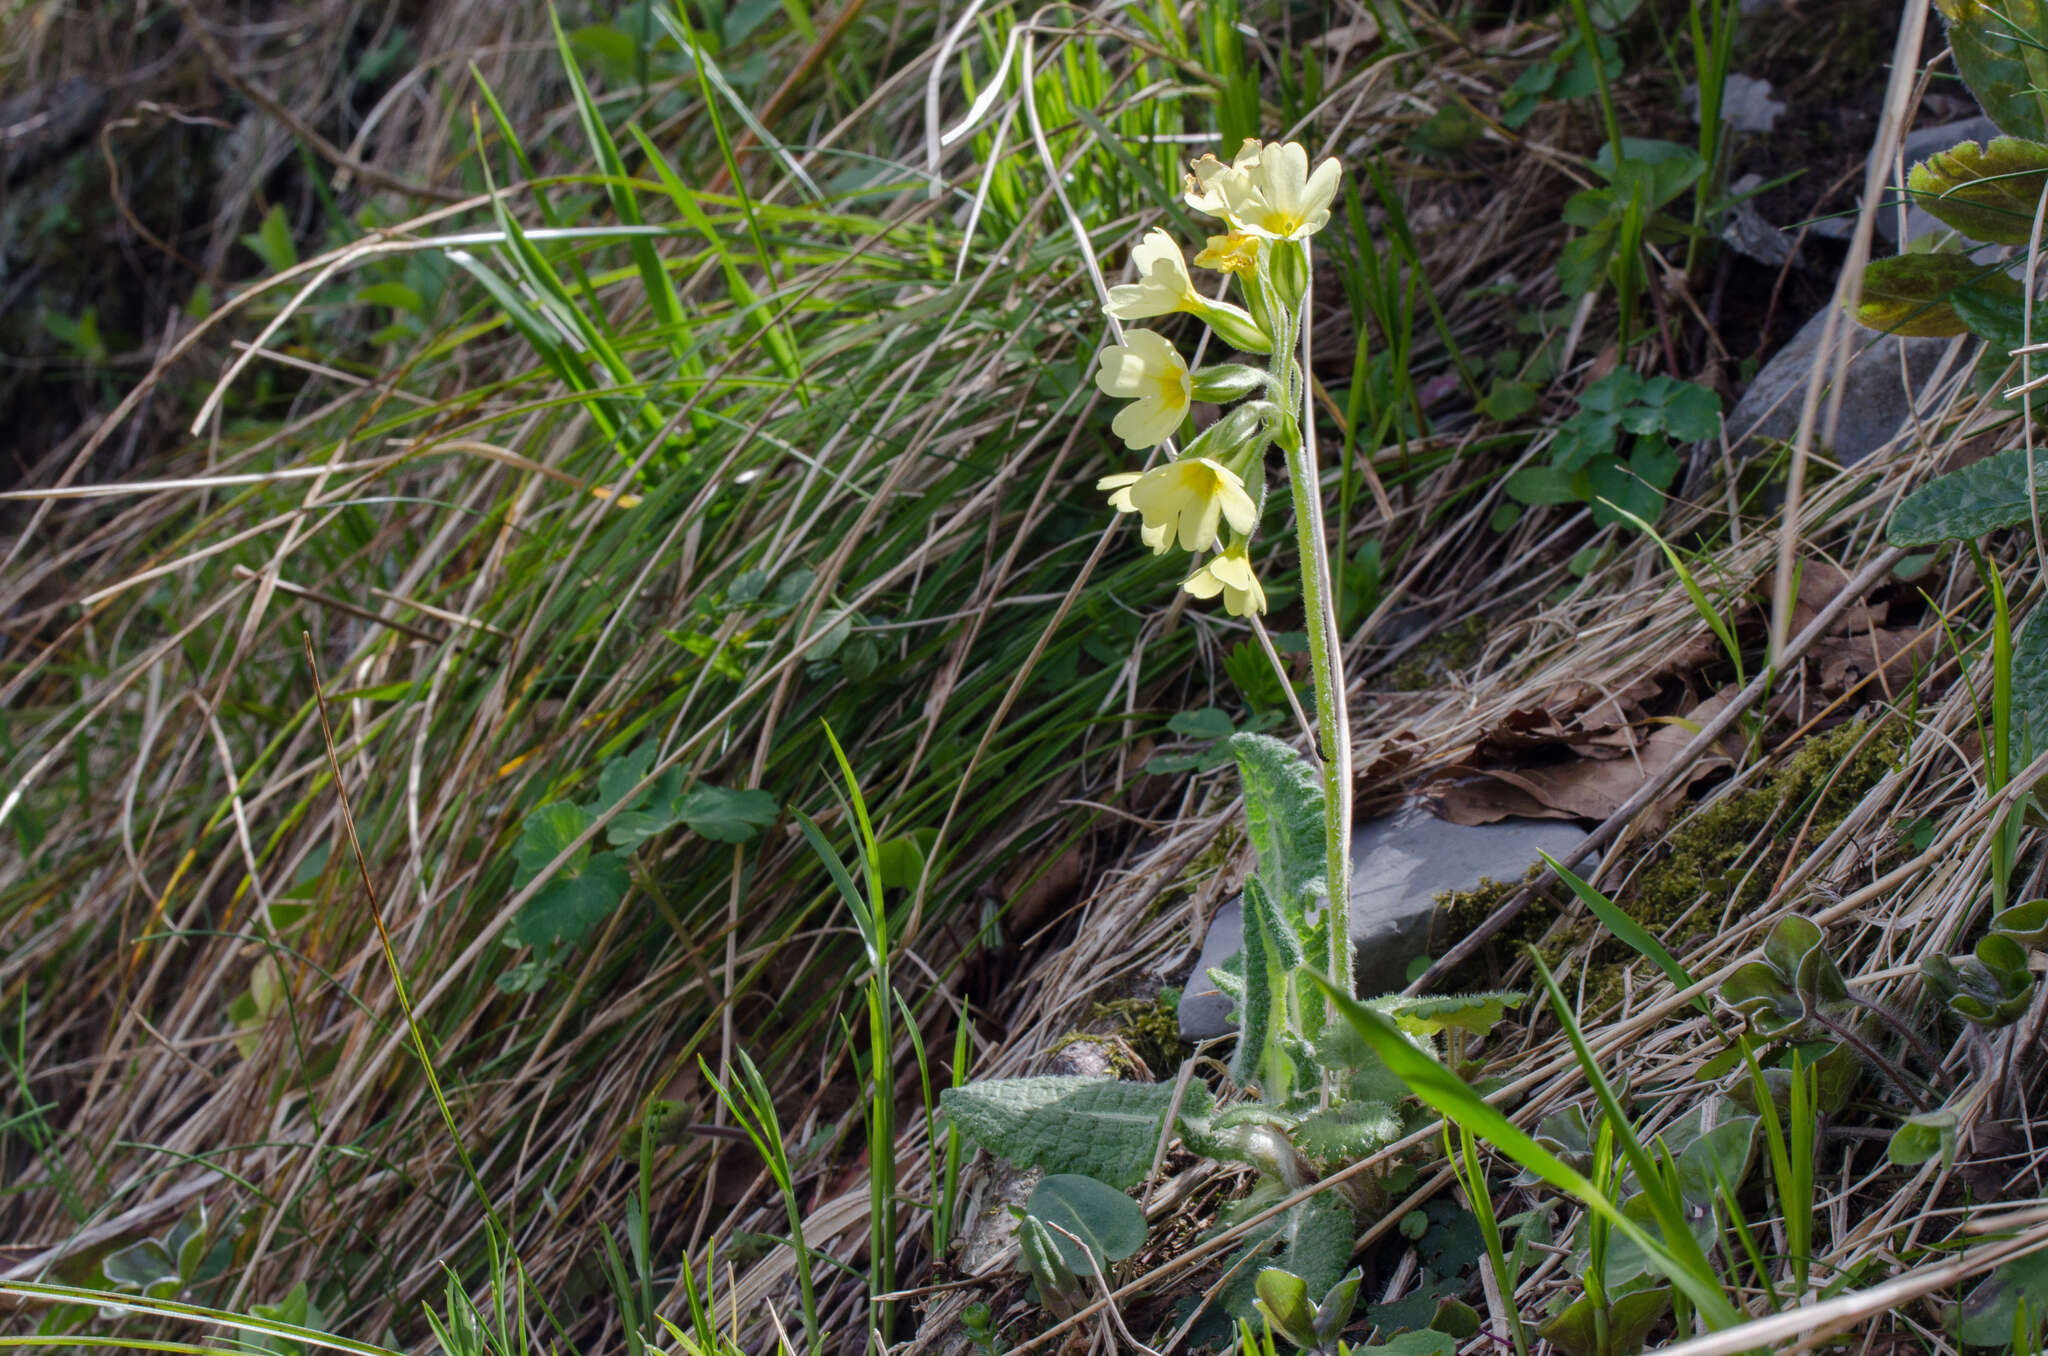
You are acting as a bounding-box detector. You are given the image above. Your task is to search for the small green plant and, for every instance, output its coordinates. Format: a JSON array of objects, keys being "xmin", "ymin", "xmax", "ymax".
[
  {"xmin": 1503, "ymin": 367, "xmax": 1721, "ymax": 527},
  {"xmin": 943, "ymin": 735, "xmax": 1522, "ymax": 1320},
  {"xmin": 1251, "ymin": 1264, "xmax": 1363, "ymax": 1354},
  {"xmin": 500, "ymin": 743, "xmax": 778, "ymax": 990}
]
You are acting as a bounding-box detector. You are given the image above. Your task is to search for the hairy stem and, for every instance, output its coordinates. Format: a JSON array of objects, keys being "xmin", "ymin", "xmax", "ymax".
[{"xmin": 1275, "ymin": 245, "xmax": 1355, "ymax": 1006}]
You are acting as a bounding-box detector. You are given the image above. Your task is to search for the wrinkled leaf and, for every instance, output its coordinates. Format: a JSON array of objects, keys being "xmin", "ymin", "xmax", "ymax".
[
  {"xmin": 941, "ymin": 1076, "xmax": 1212, "ymax": 1188},
  {"xmin": 1388, "ymin": 990, "xmax": 1526, "ymax": 1037},
  {"xmin": 1909, "ymin": 137, "xmax": 2048, "ymax": 245},
  {"xmin": 1230, "ymin": 732, "xmax": 1329, "ymax": 918},
  {"xmin": 1890, "ymin": 447, "xmax": 2048, "ymax": 545}
]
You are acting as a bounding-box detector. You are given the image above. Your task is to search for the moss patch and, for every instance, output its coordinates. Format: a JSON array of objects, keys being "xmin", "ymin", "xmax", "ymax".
[
  {"xmin": 1389, "ymin": 614, "xmax": 1489, "ymax": 691},
  {"xmin": 1049, "ymin": 996, "xmax": 1187, "ymax": 1080},
  {"xmin": 1629, "ymin": 718, "xmax": 1905, "ymax": 941}
]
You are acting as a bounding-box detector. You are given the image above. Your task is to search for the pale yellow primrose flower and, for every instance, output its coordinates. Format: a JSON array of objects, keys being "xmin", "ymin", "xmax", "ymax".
[
  {"xmin": 1183, "ymin": 541, "xmax": 1267, "ymax": 616},
  {"xmin": 1194, "ymin": 231, "xmax": 1261, "ymax": 277},
  {"xmin": 1093, "ymin": 329, "xmax": 1191, "ymax": 449},
  {"xmin": 1096, "ymin": 458, "xmax": 1257, "ymax": 555},
  {"xmin": 1185, "ymin": 139, "xmax": 1264, "ymax": 219},
  {"xmin": 1184, "ymin": 139, "xmax": 1341, "ymax": 243},
  {"xmin": 1104, "ymin": 229, "xmax": 1201, "ymax": 320},
  {"xmin": 1239, "ymin": 140, "xmax": 1341, "ymax": 241}
]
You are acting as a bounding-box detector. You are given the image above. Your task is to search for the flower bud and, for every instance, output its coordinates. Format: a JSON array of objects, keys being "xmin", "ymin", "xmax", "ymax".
[
  {"xmin": 1269, "ymin": 239, "xmax": 1309, "ymax": 310},
  {"xmin": 1194, "ymin": 298, "xmax": 1272, "ymax": 355},
  {"xmin": 1188, "ymin": 363, "xmax": 1268, "ymax": 403},
  {"xmin": 1178, "ymin": 399, "xmax": 1275, "ymax": 467}
]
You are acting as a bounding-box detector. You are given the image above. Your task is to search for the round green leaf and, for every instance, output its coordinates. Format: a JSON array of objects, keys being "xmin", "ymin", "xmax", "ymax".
[{"xmin": 1024, "ymin": 1174, "xmax": 1146, "ymax": 1275}]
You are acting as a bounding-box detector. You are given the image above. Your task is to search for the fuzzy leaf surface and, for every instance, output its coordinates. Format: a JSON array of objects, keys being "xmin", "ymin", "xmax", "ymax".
[
  {"xmin": 1388, "ymin": 991, "xmax": 1526, "ymax": 1037},
  {"xmin": 1888, "ymin": 447, "xmax": 2048, "ymax": 545},
  {"xmin": 940, "ymin": 1077, "xmax": 1210, "ymax": 1188},
  {"xmin": 1909, "ymin": 137, "xmax": 2048, "ymax": 244},
  {"xmin": 1230, "ymin": 732, "xmax": 1328, "ymax": 917}
]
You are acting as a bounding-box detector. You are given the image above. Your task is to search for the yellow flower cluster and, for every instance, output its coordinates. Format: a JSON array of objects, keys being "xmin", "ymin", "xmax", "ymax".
[{"xmin": 1091, "ymin": 138, "xmax": 1341, "ymax": 619}]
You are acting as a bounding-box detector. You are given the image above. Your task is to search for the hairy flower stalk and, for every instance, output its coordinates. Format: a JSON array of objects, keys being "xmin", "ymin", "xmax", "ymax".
[{"xmin": 1093, "ymin": 136, "xmax": 1353, "ymax": 1013}]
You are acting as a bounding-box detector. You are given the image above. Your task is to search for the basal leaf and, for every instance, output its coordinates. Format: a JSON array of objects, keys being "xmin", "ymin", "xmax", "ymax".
[
  {"xmin": 1908, "ymin": 137, "xmax": 2048, "ymax": 245},
  {"xmin": 1024, "ymin": 1174, "xmax": 1146, "ymax": 1274},
  {"xmin": 1229, "ymin": 732, "xmax": 1328, "ymax": 917},
  {"xmin": 940, "ymin": 1076, "xmax": 1212, "ymax": 1188},
  {"xmin": 1291, "ymin": 1099, "xmax": 1403, "ymax": 1161},
  {"xmin": 1888, "ymin": 1107, "xmax": 1958, "ymax": 1168},
  {"xmin": 1217, "ymin": 1191, "xmax": 1356, "ymax": 1320},
  {"xmin": 1232, "ymin": 875, "xmax": 1307, "ymax": 1094},
  {"xmin": 1888, "ymin": 447, "xmax": 2048, "ymax": 545},
  {"xmin": 1854, "ymin": 253, "xmax": 2007, "ymax": 336}
]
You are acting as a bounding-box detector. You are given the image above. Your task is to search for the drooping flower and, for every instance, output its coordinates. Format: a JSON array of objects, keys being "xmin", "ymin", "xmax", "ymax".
[
  {"xmin": 1184, "ymin": 139, "xmax": 1342, "ymax": 243},
  {"xmin": 1104, "ymin": 229, "xmax": 1200, "ymax": 319},
  {"xmin": 1182, "ymin": 540, "xmax": 1267, "ymax": 616},
  {"xmin": 1097, "ymin": 458, "xmax": 1258, "ymax": 555},
  {"xmin": 1185, "ymin": 139, "xmax": 1264, "ymax": 219},
  {"xmin": 1194, "ymin": 231, "xmax": 1261, "ymax": 277},
  {"xmin": 1093, "ymin": 329, "xmax": 1191, "ymax": 449}
]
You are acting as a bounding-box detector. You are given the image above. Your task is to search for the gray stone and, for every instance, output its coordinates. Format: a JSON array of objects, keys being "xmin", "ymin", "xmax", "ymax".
[
  {"xmin": 1690, "ymin": 75, "xmax": 1784, "ymax": 136},
  {"xmin": 1177, "ymin": 805, "xmax": 1589, "ymax": 1040},
  {"xmin": 1725, "ymin": 304, "xmax": 1955, "ymax": 469}
]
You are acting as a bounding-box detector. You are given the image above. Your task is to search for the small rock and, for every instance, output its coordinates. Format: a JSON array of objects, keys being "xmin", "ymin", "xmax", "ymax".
[
  {"xmin": 1726, "ymin": 304, "xmax": 1956, "ymax": 468},
  {"xmin": 1690, "ymin": 75, "xmax": 1784, "ymax": 136},
  {"xmin": 1178, "ymin": 805, "xmax": 1589, "ymax": 1039}
]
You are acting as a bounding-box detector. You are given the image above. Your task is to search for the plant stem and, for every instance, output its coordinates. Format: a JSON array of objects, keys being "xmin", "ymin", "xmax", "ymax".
[{"xmin": 1277, "ymin": 244, "xmax": 1355, "ymax": 1006}]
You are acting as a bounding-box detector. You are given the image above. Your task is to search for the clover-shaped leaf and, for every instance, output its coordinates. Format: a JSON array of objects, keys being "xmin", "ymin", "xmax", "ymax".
[
  {"xmin": 1722, "ymin": 916, "xmax": 1848, "ymax": 1037},
  {"xmin": 1923, "ymin": 933, "xmax": 2035, "ymax": 1028},
  {"xmin": 511, "ymin": 802, "xmax": 631, "ymax": 948},
  {"xmin": 1888, "ymin": 1107, "xmax": 1959, "ymax": 1168}
]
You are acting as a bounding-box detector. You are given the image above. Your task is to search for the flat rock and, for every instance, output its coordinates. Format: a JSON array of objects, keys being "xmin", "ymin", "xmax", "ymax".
[
  {"xmin": 1177, "ymin": 805, "xmax": 1588, "ymax": 1040},
  {"xmin": 1725, "ymin": 304, "xmax": 1955, "ymax": 468}
]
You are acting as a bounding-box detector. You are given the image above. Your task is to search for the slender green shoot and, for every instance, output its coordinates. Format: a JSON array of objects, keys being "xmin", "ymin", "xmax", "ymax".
[{"xmin": 702, "ymin": 1049, "xmax": 822, "ymax": 1356}]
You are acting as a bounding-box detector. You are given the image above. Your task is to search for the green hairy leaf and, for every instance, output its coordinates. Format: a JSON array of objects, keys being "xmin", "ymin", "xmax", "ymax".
[
  {"xmin": 1922, "ymin": 933, "xmax": 2036, "ymax": 1027},
  {"xmin": 1939, "ymin": 0, "xmax": 2048, "ymax": 141},
  {"xmin": 1855, "ymin": 254, "xmax": 2018, "ymax": 336},
  {"xmin": 1908, "ymin": 137, "xmax": 2048, "ymax": 245},
  {"xmin": 940, "ymin": 1076, "xmax": 1211, "ymax": 1188},
  {"xmin": 1217, "ymin": 1191, "xmax": 1355, "ymax": 1320},
  {"xmin": 1291, "ymin": 1099, "xmax": 1403, "ymax": 1161},
  {"xmin": 1888, "ymin": 1107, "xmax": 1959, "ymax": 1168},
  {"xmin": 1230, "ymin": 732, "xmax": 1329, "ymax": 917},
  {"xmin": 1888, "ymin": 447, "xmax": 2048, "ymax": 546},
  {"xmin": 1023, "ymin": 1174, "xmax": 1146, "ymax": 1275},
  {"xmin": 1387, "ymin": 990, "xmax": 1526, "ymax": 1037},
  {"xmin": 1232, "ymin": 875, "xmax": 1306, "ymax": 1092}
]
